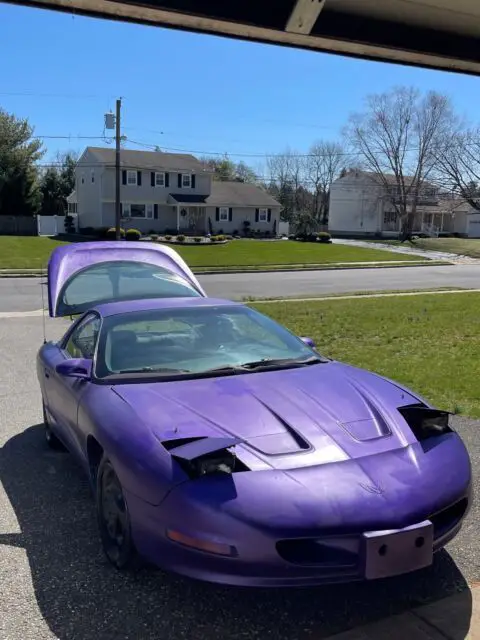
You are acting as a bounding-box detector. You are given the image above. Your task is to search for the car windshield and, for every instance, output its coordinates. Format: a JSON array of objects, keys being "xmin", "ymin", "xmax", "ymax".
[{"xmin": 95, "ymin": 305, "xmax": 325, "ymax": 380}]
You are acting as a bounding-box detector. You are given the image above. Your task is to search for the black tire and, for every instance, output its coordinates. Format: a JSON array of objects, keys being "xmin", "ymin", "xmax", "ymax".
[
  {"xmin": 96, "ymin": 456, "xmax": 140, "ymax": 570},
  {"xmin": 42, "ymin": 402, "xmax": 65, "ymax": 451}
]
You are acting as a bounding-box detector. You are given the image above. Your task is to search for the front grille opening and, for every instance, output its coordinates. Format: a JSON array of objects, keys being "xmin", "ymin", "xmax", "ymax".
[
  {"xmin": 430, "ymin": 498, "xmax": 468, "ymax": 538},
  {"xmin": 276, "ymin": 537, "xmax": 359, "ymax": 567}
]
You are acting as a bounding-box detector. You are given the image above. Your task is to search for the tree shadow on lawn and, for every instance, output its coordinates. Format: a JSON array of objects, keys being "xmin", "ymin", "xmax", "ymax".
[{"xmin": 0, "ymin": 424, "xmax": 473, "ymax": 640}]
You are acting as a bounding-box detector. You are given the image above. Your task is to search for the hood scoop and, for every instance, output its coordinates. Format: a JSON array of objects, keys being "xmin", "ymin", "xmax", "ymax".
[
  {"xmin": 246, "ymin": 396, "xmax": 311, "ymax": 455},
  {"xmin": 339, "ymin": 391, "xmax": 392, "ymax": 442}
]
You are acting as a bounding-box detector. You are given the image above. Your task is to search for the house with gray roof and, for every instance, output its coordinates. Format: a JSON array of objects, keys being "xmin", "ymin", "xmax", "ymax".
[
  {"xmin": 328, "ymin": 169, "xmax": 478, "ymax": 237},
  {"xmin": 69, "ymin": 147, "xmax": 282, "ymax": 235}
]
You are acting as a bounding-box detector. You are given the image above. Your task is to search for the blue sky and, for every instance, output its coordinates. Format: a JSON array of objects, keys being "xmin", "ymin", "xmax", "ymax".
[{"xmin": 2, "ymin": 2, "xmax": 480, "ymax": 174}]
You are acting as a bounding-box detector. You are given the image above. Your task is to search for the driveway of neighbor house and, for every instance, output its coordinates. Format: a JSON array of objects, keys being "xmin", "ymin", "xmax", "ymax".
[{"xmin": 334, "ymin": 238, "xmax": 480, "ymax": 264}]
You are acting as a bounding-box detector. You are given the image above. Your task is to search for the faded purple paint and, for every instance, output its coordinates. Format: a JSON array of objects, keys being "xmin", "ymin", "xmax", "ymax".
[
  {"xmin": 37, "ymin": 297, "xmax": 473, "ymax": 586},
  {"xmin": 47, "ymin": 241, "xmax": 206, "ymax": 316}
]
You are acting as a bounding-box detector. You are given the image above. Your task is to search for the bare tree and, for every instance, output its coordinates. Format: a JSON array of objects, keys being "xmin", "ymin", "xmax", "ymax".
[
  {"xmin": 306, "ymin": 141, "xmax": 344, "ymax": 223},
  {"xmin": 434, "ymin": 127, "xmax": 480, "ymax": 211},
  {"xmin": 344, "ymin": 87, "xmax": 455, "ymax": 239},
  {"xmin": 266, "ymin": 149, "xmax": 310, "ymax": 221}
]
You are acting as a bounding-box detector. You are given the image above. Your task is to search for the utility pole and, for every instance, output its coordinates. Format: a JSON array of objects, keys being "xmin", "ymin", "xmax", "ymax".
[{"xmin": 115, "ymin": 98, "xmax": 122, "ymax": 240}]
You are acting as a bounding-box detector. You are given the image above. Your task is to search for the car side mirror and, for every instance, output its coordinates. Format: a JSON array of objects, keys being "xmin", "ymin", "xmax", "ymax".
[
  {"xmin": 56, "ymin": 358, "xmax": 92, "ymax": 380},
  {"xmin": 300, "ymin": 336, "xmax": 316, "ymax": 348}
]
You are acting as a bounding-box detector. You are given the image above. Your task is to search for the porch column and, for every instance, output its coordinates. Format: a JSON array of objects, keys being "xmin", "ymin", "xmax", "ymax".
[{"xmin": 176, "ymin": 205, "xmax": 180, "ymax": 232}]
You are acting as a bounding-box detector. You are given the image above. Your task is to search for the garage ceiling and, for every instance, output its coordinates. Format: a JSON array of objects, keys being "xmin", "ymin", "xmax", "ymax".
[{"xmin": 5, "ymin": 0, "xmax": 480, "ymax": 74}]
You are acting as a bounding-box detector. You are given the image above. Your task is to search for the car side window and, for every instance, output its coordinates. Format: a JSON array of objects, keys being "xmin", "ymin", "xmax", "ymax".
[{"xmin": 64, "ymin": 314, "xmax": 101, "ymax": 359}]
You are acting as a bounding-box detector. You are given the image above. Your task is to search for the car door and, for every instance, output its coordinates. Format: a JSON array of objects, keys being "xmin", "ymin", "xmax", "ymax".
[{"xmin": 45, "ymin": 312, "xmax": 101, "ymax": 457}]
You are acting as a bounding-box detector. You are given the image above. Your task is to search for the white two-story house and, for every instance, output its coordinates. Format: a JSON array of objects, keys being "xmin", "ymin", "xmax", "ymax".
[
  {"xmin": 328, "ymin": 170, "xmax": 476, "ymax": 237},
  {"xmin": 69, "ymin": 147, "xmax": 282, "ymax": 235}
]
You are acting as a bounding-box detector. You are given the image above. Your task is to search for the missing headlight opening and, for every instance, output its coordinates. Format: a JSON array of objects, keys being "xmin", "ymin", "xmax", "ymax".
[
  {"xmin": 178, "ymin": 449, "xmax": 250, "ymax": 479},
  {"xmin": 398, "ymin": 405, "xmax": 453, "ymax": 441}
]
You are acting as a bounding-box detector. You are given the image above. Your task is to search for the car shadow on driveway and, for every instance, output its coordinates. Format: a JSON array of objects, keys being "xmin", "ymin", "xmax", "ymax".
[{"xmin": 0, "ymin": 424, "xmax": 473, "ymax": 640}]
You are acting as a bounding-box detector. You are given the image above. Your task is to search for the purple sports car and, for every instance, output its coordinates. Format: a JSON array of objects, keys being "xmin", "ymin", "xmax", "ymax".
[{"xmin": 37, "ymin": 241, "xmax": 472, "ymax": 587}]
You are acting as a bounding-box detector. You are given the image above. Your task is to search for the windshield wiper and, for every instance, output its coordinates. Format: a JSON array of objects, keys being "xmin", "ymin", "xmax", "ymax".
[
  {"xmin": 202, "ymin": 356, "xmax": 324, "ymax": 376},
  {"xmin": 118, "ymin": 367, "xmax": 190, "ymax": 374},
  {"xmin": 238, "ymin": 356, "xmax": 324, "ymax": 370}
]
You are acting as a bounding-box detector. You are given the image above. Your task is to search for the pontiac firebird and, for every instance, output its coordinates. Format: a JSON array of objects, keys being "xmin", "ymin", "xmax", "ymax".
[{"xmin": 36, "ymin": 241, "xmax": 472, "ymax": 587}]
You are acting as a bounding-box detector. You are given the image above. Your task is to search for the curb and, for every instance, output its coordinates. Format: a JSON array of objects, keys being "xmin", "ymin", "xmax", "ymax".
[
  {"xmin": 0, "ymin": 261, "xmax": 450, "ymax": 278},
  {"xmin": 248, "ymin": 289, "xmax": 480, "ymax": 304}
]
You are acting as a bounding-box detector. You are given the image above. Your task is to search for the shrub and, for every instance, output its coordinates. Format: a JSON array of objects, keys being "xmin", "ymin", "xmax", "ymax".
[
  {"xmin": 232, "ymin": 229, "xmax": 238, "ymax": 236},
  {"xmin": 176, "ymin": 235, "xmax": 186, "ymax": 243},
  {"xmin": 126, "ymin": 228, "xmax": 141, "ymax": 241},
  {"xmin": 164, "ymin": 235, "xmax": 172, "ymax": 241},
  {"xmin": 225, "ymin": 235, "xmax": 233, "ymax": 241},
  {"xmin": 318, "ymin": 231, "xmax": 332, "ymax": 243},
  {"xmin": 64, "ymin": 215, "xmax": 75, "ymax": 234},
  {"xmin": 288, "ymin": 234, "xmax": 296, "ymax": 240},
  {"xmin": 79, "ymin": 226, "xmax": 95, "ymax": 236},
  {"xmin": 194, "ymin": 237, "xmax": 202, "ymax": 243},
  {"xmin": 210, "ymin": 236, "xmax": 217, "ymax": 243},
  {"xmin": 150, "ymin": 234, "xmax": 158, "ymax": 241},
  {"xmin": 106, "ymin": 227, "xmax": 125, "ymax": 239}
]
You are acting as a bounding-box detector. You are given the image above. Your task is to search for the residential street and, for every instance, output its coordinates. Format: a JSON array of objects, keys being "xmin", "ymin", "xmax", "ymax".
[{"xmin": 1, "ymin": 263, "xmax": 479, "ymax": 313}]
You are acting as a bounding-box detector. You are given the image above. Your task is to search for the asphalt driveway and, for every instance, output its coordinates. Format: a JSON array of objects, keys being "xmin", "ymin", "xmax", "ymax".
[{"xmin": 0, "ymin": 316, "xmax": 478, "ymax": 640}]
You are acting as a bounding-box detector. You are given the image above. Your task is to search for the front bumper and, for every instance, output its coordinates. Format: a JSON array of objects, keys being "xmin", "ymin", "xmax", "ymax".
[{"xmin": 125, "ymin": 487, "xmax": 471, "ymax": 588}]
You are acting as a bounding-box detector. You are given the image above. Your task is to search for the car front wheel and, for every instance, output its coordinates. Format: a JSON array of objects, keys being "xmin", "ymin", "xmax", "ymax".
[{"xmin": 96, "ymin": 456, "xmax": 140, "ymax": 570}]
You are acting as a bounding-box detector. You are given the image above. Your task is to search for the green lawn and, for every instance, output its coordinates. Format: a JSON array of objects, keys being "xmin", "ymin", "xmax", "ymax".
[
  {"xmin": 169, "ymin": 240, "xmax": 421, "ymax": 268},
  {"xmin": 0, "ymin": 237, "xmax": 68, "ymax": 269},
  {"xmin": 251, "ymin": 292, "xmax": 480, "ymax": 417},
  {"xmin": 413, "ymin": 238, "xmax": 480, "ymax": 258},
  {"xmin": 0, "ymin": 237, "xmax": 423, "ymax": 270},
  {"xmin": 373, "ymin": 237, "xmax": 480, "ymax": 258}
]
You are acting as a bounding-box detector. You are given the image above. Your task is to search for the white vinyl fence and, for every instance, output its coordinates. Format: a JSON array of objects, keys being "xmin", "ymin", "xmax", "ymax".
[{"xmin": 37, "ymin": 214, "xmax": 78, "ymax": 236}]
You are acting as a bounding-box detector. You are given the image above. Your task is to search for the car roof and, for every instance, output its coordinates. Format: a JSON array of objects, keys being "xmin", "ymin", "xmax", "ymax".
[{"xmin": 93, "ymin": 296, "xmax": 243, "ymax": 318}]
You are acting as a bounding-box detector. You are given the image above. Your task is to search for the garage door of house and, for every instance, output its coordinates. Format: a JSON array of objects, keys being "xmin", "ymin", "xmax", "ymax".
[{"xmin": 468, "ymin": 215, "xmax": 480, "ymax": 238}]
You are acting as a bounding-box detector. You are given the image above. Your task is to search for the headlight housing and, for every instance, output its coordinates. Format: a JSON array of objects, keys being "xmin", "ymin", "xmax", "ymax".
[
  {"xmin": 398, "ymin": 404, "xmax": 453, "ymax": 441},
  {"xmin": 191, "ymin": 451, "xmax": 236, "ymax": 477}
]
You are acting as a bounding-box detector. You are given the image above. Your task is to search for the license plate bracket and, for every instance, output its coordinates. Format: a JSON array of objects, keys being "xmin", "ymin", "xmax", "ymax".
[{"xmin": 363, "ymin": 520, "xmax": 433, "ymax": 580}]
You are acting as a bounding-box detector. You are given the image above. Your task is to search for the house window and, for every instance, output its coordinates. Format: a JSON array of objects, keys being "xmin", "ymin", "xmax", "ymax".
[
  {"xmin": 68, "ymin": 202, "xmax": 77, "ymax": 214},
  {"xmin": 127, "ymin": 171, "xmax": 137, "ymax": 186},
  {"xmin": 122, "ymin": 203, "xmax": 131, "ymax": 217},
  {"xmin": 130, "ymin": 204, "xmax": 146, "ymax": 218},
  {"xmin": 219, "ymin": 207, "xmax": 229, "ymax": 221},
  {"xmin": 91, "ymin": 170, "xmax": 95, "ymax": 183},
  {"xmin": 182, "ymin": 174, "xmax": 191, "ymax": 188},
  {"xmin": 383, "ymin": 211, "xmax": 397, "ymax": 224},
  {"xmin": 146, "ymin": 204, "xmax": 154, "ymax": 219},
  {"xmin": 155, "ymin": 172, "xmax": 165, "ymax": 187},
  {"xmin": 258, "ymin": 208, "xmax": 268, "ymax": 222}
]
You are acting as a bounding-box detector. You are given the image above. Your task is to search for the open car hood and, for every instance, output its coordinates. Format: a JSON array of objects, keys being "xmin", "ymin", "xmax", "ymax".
[{"xmin": 47, "ymin": 241, "xmax": 206, "ymax": 317}]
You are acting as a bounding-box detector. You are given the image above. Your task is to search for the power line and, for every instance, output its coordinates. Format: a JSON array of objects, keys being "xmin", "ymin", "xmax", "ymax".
[
  {"xmin": 34, "ymin": 135, "xmax": 113, "ymax": 140},
  {"xmin": 0, "ymin": 91, "xmax": 117, "ymax": 100}
]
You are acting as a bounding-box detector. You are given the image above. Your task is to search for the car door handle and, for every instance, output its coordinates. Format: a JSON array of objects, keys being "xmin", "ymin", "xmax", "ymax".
[{"xmin": 44, "ymin": 369, "xmax": 50, "ymax": 379}]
